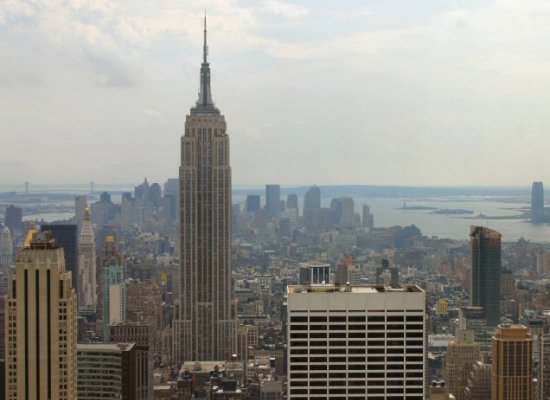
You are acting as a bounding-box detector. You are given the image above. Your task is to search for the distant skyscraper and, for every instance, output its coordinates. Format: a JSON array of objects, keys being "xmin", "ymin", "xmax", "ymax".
[
  {"xmin": 287, "ymin": 284, "xmax": 426, "ymax": 399},
  {"xmin": 41, "ymin": 224, "xmax": 79, "ymax": 299},
  {"xmin": 246, "ymin": 194, "xmax": 261, "ymax": 213},
  {"xmin": 303, "ymin": 186, "xmax": 321, "ymax": 211},
  {"xmin": 376, "ymin": 259, "xmax": 399, "ymax": 286},
  {"xmin": 362, "ymin": 204, "xmax": 374, "ymax": 229},
  {"xmin": 303, "ymin": 186, "xmax": 321, "ymax": 226},
  {"xmin": 4, "ymin": 205, "xmax": 22, "ymax": 233},
  {"xmin": 79, "ymin": 207, "xmax": 96, "ymax": 314},
  {"xmin": 531, "ymin": 181, "xmax": 545, "ymax": 223},
  {"xmin": 6, "ymin": 229, "xmax": 77, "ymax": 400},
  {"xmin": 174, "ymin": 16, "xmax": 236, "ymax": 364},
  {"xmin": 286, "ymin": 193, "xmax": 298, "ymax": 210},
  {"xmin": 470, "ymin": 226, "xmax": 502, "ymax": 328},
  {"xmin": 0, "ymin": 225, "xmax": 13, "ymax": 268},
  {"xmin": 265, "ymin": 184, "xmax": 281, "ymax": 216},
  {"xmin": 492, "ymin": 324, "xmax": 533, "ymax": 400}
]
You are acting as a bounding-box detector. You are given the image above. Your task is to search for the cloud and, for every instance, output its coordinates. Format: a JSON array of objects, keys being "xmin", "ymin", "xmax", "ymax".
[{"xmin": 260, "ymin": 0, "xmax": 308, "ymax": 19}]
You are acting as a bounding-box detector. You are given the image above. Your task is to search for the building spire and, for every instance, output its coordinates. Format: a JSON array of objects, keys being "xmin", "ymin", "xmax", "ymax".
[
  {"xmin": 203, "ymin": 12, "xmax": 208, "ymax": 64},
  {"xmin": 191, "ymin": 12, "xmax": 219, "ymax": 115}
]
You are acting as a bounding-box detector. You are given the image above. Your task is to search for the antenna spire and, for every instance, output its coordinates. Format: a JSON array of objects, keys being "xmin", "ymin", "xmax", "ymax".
[{"xmin": 203, "ymin": 12, "xmax": 208, "ymax": 63}]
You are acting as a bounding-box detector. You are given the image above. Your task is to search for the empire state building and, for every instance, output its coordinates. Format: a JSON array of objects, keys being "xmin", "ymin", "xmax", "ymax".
[{"xmin": 173, "ymin": 17, "xmax": 236, "ymax": 364}]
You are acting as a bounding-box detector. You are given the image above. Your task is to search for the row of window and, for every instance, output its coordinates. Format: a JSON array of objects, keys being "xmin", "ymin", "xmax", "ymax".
[{"xmin": 290, "ymin": 315, "xmax": 424, "ymax": 323}]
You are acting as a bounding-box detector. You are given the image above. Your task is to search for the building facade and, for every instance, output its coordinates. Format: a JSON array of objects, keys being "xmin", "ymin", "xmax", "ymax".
[
  {"xmin": 491, "ymin": 324, "xmax": 533, "ymax": 400},
  {"xmin": 443, "ymin": 330, "xmax": 482, "ymax": 399},
  {"xmin": 470, "ymin": 226, "xmax": 502, "ymax": 328},
  {"xmin": 5, "ymin": 230, "xmax": 78, "ymax": 400},
  {"xmin": 265, "ymin": 185, "xmax": 281, "ymax": 217},
  {"xmin": 287, "ymin": 284, "xmax": 426, "ymax": 399},
  {"xmin": 110, "ymin": 322, "xmax": 154, "ymax": 400},
  {"xmin": 77, "ymin": 342, "xmax": 137, "ymax": 400},
  {"xmin": 78, "ymin": 207, "xmax": 96, "ymax": 314},
  {"xmin": 174, "ymin": 16, "xmax": 236, "ymax": 364}
]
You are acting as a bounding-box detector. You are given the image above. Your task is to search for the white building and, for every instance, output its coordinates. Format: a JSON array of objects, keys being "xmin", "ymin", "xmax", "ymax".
[{"xmin": 287, "ymin": 284, "xmax": 426, "ymax": 399}]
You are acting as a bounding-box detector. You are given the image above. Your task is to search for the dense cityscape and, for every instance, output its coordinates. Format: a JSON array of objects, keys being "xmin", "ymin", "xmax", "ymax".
[{"xmin": 3, "ymin": 9, "xmax": 550, "ymax": 400}]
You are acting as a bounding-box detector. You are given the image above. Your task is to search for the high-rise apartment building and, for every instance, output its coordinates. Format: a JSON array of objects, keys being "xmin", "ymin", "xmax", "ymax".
[
  {"xmin": 174, "ymin": 17, "xmax": 236, "ymax": 364},
  {"xmin": 287, "ymin": 284, "xmax": 426, "ymax": 399},
  {"xmin": 531, "ymin": 181, "xmax": 545, "ymax": 223},
  {"xmin": 265, "ymin": 185, "xmax": 281, "ymax": 216},
  {"xmin": 492, "ymin": 324, "xmax": 533, "ymax": 400},
  {"xmin": 77, "ymin": 342, "xmax": 137, "ymax": 400},
  {"xmin": 78, "ymin": 207, "xmax": 96, "ymax": 314},
  {"xmin": 443, "ymin": 330, "xmax": 482, "ymax": 399},
  {"xmin": 470, "ymin": 226, "xmax": 502, "ymax": 328},
  {"xmin": 41, "ymin": 224, "xmax": 79, "ymax": 299},
  {"xmin": 6, "ymin": 230, "xmax": 77, "ymax": 400}
]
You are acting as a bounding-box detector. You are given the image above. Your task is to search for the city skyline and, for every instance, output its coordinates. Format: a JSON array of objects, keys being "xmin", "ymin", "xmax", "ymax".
[{"xmin": 2, "ymin": 1, "xmax": 550, "ymax": 186}]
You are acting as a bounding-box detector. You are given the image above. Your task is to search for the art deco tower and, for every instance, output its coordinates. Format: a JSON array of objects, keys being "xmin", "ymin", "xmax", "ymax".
[
  {"xmin": 173, "ymin": 17, "xmax": 236, "ymax": 364},
  {"xmin": 5, "ymin": 229, "xmax": 78, "ymax": 400},
  {"xmin": 78, "ymin": 206, "xmax": 96, "ymax": 314}
]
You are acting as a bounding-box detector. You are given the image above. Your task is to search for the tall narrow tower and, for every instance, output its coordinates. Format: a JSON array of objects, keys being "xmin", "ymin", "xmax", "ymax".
[
  {"xmin": 470, "ymin": 226, "xmax": 502, "ymax": 328},
  {"xmin": 174, "ymin": 16, "xmax": 236, "ymax": 364},
  {"xmin": 79, "ymin": 206, "xmax": 96, "ymax": 314},
  {"xmin": 6, "ymin": 229, "xmax": 78, "ymax": 400}
]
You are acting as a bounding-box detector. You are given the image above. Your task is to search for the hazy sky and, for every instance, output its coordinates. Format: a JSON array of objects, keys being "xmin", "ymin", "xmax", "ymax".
[{"xmin": 2, "ymin": 0, "xmax": 550, "ymax": 187}]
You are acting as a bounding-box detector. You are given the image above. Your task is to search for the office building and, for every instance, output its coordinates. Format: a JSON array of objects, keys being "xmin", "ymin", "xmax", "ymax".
[
  {"xmin": 464, "ymin": 361, "xmax": 492, "ymax": 400},
  {"xmin": 0, "ymin": 295, "xmax": 5, "ymax": 398},
  {"xmin": 102, "ymin": 237, "xmax": 126, "ymax": 341},
  {"xmin": 246, "ymin": 195, "xmax": 261, "ymax": 213},
  {"xmin": 110, "ymin": 322, "xmax": 154, "ymax": 400},
  {"xmin": 78, "ymin": 207, "xmax": 96, "ymax": 314},
  {"xmin": 443, "ymin": 330, "xmax": 482, "ymax": 399},
  {"xmin": 6, "ymin": 229, "xmax": 77, "ymax": 400},
  {"xmin": 470, "ymin": 226, "xmax": 502, "ymax": 328},
  {"xmin": 77, "ymin": 342, "xmax": 137, "ymax": 400},
  {"xmin": 539, "ymin": 329, "xmax": 550, "ymax": 400},
  {"xmin": 460, "ymin": 306, "xmax": 490, "ymax": 351},
  {"xmin": 362, "ymin": 204, "xmax": 374, "ymax": 229},
  {"xmin": 41, "ymin": 224, "xmax": 79, "ymax": 299},
  {"xmin": 531, "ymin": 181, "xmax": 545, "ymax": 223},
  {"xmin": 174, "ymin": 17, "xmax": 236, "ymax": 364},
  {"xmin": 266, "ymin": 185, "xmax": 281, "ymax": 216},
  {"xmin": 287, "ymin": 284, "xmax": 426, "ymax": 399},
  {"xmin": 303, "ymin": 186, "xmax": 321, "ymax": 211},
  {"xmin": 492, "ymin": 324, "xmax": 533, "ymax": 400}
]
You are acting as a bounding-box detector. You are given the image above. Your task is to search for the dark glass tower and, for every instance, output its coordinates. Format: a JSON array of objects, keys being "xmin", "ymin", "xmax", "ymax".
[
  {"xmin": 470, "ymin": 226, "xmax": 501, "ymax": 328},
  {"xmin": 41, "ymin": 224, "xmax": 79, "ymax": 298},
  {"xmin": 531, "ymin": 181, "xmax": 544, "ymax": 223}
]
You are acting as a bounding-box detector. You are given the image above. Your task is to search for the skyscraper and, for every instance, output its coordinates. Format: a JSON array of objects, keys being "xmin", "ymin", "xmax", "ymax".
[
  {"xmin": 287, "ymin": 284, "xmax": 426, "ymax": 399},
  {"xmin": 443, "ymin": 330, "xmax": 482, "ymax": 399},
  {"xmin": 0, "ymin": 225, "xmax": 13, "ymax": 268},
  {"xmin": 470, "ymin": 226, "xmax": 502, "ymax": 328},
  {"xmin": 265, "ymin": 184, "xmax": 281, "ymax": 216},
  {"xmin": 492, "ymin": 324, "xmax": 533, "ymax": 400},
  {"xmin": 246, "ymin": 194, "xmax": 261, "ymax": 213},
  {"xmin": 6, "ymin": 229, "xmax": 78, "ymax": 400},
  {"xmin": 102, "ymin": 236, "xmax": 126, "ymax": 341},
  {"xmin": 531, "ymin": 181, "xmax": 545, "ymax": 223},
  {"xmin": 78, "ymin": 207, "xmax": 96, "ymax": 314},
  {"xmin": 303, "ymin": 186, "xmax": 321, "ymax": 227},
  {"xmin": 174, "ymin": 16, "xmax": 236, "ymax": 364}
]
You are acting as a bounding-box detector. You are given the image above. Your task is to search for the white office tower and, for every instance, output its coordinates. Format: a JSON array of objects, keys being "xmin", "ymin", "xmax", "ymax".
[
  {"xmin": 78, "ymin": 207, "xmax": 96, "ymax": 313},
  {"xmin": 287, "ymin": 284, "xmax": 426, "ymax": 399}
]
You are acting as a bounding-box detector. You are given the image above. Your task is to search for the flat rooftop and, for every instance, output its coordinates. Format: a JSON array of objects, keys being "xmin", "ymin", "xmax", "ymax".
[{"xmin": 287, "ymin": 284, "xmax": 424, "ymax": 294}]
